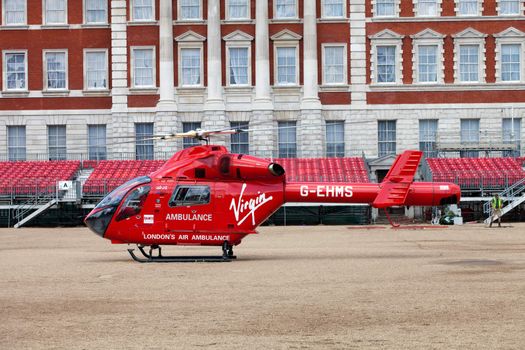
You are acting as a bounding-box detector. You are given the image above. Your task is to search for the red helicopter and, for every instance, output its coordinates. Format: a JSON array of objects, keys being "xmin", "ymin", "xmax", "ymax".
[{"xmin": 84, "ymin": 128, "xmax": 461, "ymax": 262}]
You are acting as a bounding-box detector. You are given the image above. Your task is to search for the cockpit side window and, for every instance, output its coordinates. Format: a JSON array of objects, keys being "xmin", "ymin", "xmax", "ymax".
[{"xmin": 169, "ymin": 185, "xmax": 210, "ymax": 207}]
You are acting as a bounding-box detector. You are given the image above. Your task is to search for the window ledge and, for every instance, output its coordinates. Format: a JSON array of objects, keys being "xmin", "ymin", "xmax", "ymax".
[
  {"xmin": 41, "ymin": 24, "xmax": 69, "ymax": 29},
  {"xmin": 81, "ymin": 23, "xmax": 110, "ymax": 29},
  {"xmin": 177, "ymin": 87, "xmax": 206, "ymax": 93},
  {"xmin": 174, "ymin": 19, "xmax": 206, "ymax": 25},
  {"xmin": 319, "ymin": 85, "xmax": 349, "ymax": 92},
  {"xmin": 0, "ymin": 25, "xmax": 29, "ymax": 30},
  {"xmin": 129, "ymin": 87, "xmax": 158, "ymax": 94},
  {"xmin": 370, "ymin": 15, "xmax": 525, "ymax": 22},
  {"xmin": 127, "ymin": 21, "xmax": 159, "ymax": 26},
  {"xmin": 42, "ymin": 90, "xmax": 70, "ymax": 96},
  {"xmin": 272, "ymin": 85, "xmax": 301, "ymax": 91},
  {"xmin": 83, "ymin": 89, "xmax": 111, "ymax": 96},
  {"xmin": 221, "ymin": 19, "xmax": 254, "ymax": 24},
  {"xmin": 224, "ymin": 86, "xmax": 253, "ymax": 93},
  {"xmin": 269, "ymin": 18, "xmax": 303, "ymax": 24},
  {"xmin": 317, "ymin": 18, "xmax": 349, "ymax": 23},
  {"xmin": 1, "ymin": 90, "xmax": 29, "ymax": 97},
  {"xmin": 369, "ymin": 83, "xmax": 525, "ymax": 92}
]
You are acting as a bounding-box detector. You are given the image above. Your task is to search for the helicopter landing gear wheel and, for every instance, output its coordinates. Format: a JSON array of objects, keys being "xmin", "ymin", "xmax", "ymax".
[{"xmin": 127, "ymin": 244, "xmax": 236, "ymax": 263}]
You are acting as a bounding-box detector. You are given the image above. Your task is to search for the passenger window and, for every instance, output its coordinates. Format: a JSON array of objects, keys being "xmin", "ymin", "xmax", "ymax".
[{"xmin": 169, "ymin": 185, "xmax": 210, "ymax": 206}]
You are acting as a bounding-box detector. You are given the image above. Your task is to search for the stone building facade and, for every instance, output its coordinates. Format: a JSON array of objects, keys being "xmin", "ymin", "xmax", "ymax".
[{"xmin": 0, "ymin": 0, "xmax": 523, "ymax": 160}]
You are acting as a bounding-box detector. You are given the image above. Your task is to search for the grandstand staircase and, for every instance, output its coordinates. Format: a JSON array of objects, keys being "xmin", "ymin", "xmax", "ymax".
[
  {"xmin": 483, "ymin": 178, "xmax": 525, "ymax": 224},
  {"xmin": 13, "ymin": 193, "xmax": 57, "ymax": 229}
]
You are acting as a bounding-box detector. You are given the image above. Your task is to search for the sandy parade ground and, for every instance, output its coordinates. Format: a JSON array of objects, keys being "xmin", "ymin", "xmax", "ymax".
[{"xmin": 1, "ymin": 224, "xmax": 525, "ymax": 349}]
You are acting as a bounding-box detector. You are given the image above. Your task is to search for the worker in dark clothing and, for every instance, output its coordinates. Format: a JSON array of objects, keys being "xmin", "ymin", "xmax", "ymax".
[{"xmin": 489, "ymin": 193, "xmax": 503, "ymax": 228}]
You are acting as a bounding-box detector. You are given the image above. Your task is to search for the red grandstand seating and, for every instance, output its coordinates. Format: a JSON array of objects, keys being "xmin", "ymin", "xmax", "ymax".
[
  {"xmin": 0, "ymin": 161, "xmax": 80, "ymax": 195},
  {"xmin": 426, "ymin": 157, "xmax": 525, "ymax": 189},
  {"xmin": 273, "ymin": 157, "xmax": 370, "ymax": 183},
  {"xmin": 82, "ymin": 160, "xmax": 166, "ymax": 195}
]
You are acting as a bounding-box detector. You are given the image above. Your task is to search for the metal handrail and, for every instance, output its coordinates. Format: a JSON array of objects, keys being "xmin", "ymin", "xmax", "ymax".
[{"xmin": 483, "ymin": 177, "xmax": 525, "ymax": 214}]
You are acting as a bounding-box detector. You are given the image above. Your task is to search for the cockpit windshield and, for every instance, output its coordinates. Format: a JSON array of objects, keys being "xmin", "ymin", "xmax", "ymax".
[{"xmin": 95, "ymin": 176, "xmax": 151, "ymax": 209}]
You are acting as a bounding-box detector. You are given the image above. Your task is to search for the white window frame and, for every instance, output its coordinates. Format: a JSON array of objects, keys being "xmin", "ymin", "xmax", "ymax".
[
  {"xmin": 495, "ymin": 28, "xmax": 525, "ymax": 83},
  {"xmin": 274, "ymin": 44, "xmax": 299, "ymax": 86},
  {"xmin": 43, "ymin": 50, "xmax": 68, "ymax": 91},
  {"xmin": 2, "ymin": 0, "xmax": 27, "ymax": 25},
  {"xmin": 83, "ymin": 49, "xmax": 109, "ymax": 90},
  {"xmin": 43, "ymin": 0, "xmax": 67, "ymax": 25},
  {"xmin": 413, "ymin": 0, "xmax": 442, "ymax": 17},
  {"xmin": 2, "ymin": 50, "xmax": 28, "ymax": 92},
  {"xmin": 274, "ymin": 0, "xmax": 299, "ymax": 19},
  {"xmin": 178, "ymin": 45, "xmax": 204, "ymax": 87},
  {"xmin": 497, "ymin": 0, "xmax": 522, "ymax": 15},
  {"xmin": 321, "ymin": 43, "xmax": 347, "ymax": 85},
  {"xmin": 223, "ymin": 30, "xmax": 254, "ymax": 87},
  {"xmin": 321, "ymin": 0, "xmax": 346, "ymax": 19},
  {"xmin": 411, "ymin": 29, "xmax": 445, "ymax": 84},
  {"xmin": 453, "ymin": 28, "xmax": 487, "ymax": 84},
  {"xmin": 178, "ymin": 0, "xmax": 203, "ymax": 21},
  {"xmin": 369, "ymin": 30, "xmax": 403, "ymax": 85},
  {"xmin": 455, "ymin": 0, "xmax": 483, "ymax": 16},
  {"xmin": 130, "ymin": 0, "xmax": 155, "ymax": 22},
  {"xmin": 130, "ymin": 46, "xmax": 156, "ymax": 88},
  {"xmin": 372, "ymin": 0, "xmax": 400, "ymax": 17},
  {"xmin": 83, "ymin": 0, "xmax": 108, "ymax": 24},
  {"xmin": 226, "ymin": 0, "xmax": 250, "ymax": 20}
]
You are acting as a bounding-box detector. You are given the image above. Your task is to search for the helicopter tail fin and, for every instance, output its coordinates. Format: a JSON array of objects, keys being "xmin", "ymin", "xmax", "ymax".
[{"xmin": 372, "ymin": 150, "xmax": 423, "ymax": 208}]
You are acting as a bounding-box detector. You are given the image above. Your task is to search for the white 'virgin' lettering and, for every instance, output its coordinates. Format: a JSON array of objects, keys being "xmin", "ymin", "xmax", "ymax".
[{"xmin": 230, "ymin": 183, "xmax": 273, "ymax": 226}]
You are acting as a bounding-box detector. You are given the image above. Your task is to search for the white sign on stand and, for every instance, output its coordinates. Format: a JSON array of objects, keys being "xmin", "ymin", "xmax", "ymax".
[{"xmin": 58, "ymin": 181, "xmax": 73, "ymax": 191}]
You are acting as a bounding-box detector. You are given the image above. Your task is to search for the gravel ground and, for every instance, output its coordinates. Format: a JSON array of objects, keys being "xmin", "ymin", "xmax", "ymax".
[{"xmin": 1, "ymin": 224, "xmax": 525, "ymax": 349}]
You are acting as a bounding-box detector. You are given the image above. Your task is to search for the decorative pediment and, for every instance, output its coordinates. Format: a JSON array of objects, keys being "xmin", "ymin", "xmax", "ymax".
[
  {"xmin": 452, "ymin": 27, "xmax": 487, "ymax": 39},
  {"xmin": 270, "ymin": 29, "xmax": 302, "ymax": 41},
  {"xmin": 494, "ymin": 27, "xmax": 525, "ymax": 39},
  {"xmin": 175, "ymin": 30, "xmax": 206, "ymax": 42},
  {"xmin": 369, "ymin": 29, "xmax": 404, "ymax": 40},
  {"xmin": 223, "ymin": 30, "xmax": 254, "ymax": 42},
  {"xmin": 410, "ymin": 28, "xmax": 445, "ymax": 40}
]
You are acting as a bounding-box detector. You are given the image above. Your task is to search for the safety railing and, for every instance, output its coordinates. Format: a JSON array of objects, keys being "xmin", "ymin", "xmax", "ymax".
[{"xmin": 483, "ymin": 177, "xmax": 525, "ymax": 214}]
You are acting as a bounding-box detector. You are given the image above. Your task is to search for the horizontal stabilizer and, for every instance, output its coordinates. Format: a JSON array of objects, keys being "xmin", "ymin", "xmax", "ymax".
[{"xmin": 372, "ymin": 151, "xmax": 423, "ymax": 208}]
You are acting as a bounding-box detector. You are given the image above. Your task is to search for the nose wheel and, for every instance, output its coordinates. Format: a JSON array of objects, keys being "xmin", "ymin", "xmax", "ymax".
[{"xmin": 127, "ymin": 241, "xmax": 236, "ymax": 263}]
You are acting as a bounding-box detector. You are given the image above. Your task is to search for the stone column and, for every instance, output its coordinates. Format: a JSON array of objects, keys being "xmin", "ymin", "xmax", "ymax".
[
  {"xmin": 301, "ymin": 0, "xmax": 320, "ymax": 108},
  {"xmin": 349, "ymin": 0, "xmax": 367, "ymax": 106},
  {"xmin": 206, "ymin": 0, "xmax": 224, "ymax": 109},
  {"xmin": 254, "ymin": 0, "xmax": 273, "ymax": 108},
  {"xmin": 157, "ymin": 0, "xmax": 176, "ymax": 109}
]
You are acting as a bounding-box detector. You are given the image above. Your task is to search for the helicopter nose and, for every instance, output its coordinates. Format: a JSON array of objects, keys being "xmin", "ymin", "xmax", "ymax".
[{"xmin": 84, "ymin": 206, "xmax": 116, "ymax": 238}]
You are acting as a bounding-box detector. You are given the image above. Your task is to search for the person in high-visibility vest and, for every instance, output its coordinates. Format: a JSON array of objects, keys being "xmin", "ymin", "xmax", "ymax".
[{"xmin": 489, "ymin": 193, "xmax": 503, "ymax": 228}]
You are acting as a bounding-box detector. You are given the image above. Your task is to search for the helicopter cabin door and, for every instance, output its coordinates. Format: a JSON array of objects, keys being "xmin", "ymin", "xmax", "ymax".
[{"xmin": 164, "ymin": 182, "xmax": 214, "ymax": 242}]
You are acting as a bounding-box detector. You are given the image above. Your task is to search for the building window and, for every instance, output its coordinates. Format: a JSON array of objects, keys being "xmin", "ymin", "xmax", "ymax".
[
  {"xmin": 278, "ymin": 121, "xmax": 297, "ymax": 158},
  {"xmin": 180, "ymin": 48, "xmax": 202, "ymax": 86},
  {"xmin": 377, "ymin": 46, "xmax": 396, "ymax": 83},
  {"xmin": 132, "ymin": 0, "xmax": 153, "ymax": 21},
  {"xmin": 459, "ymin": 44, "xmax": 479, "ymax": 82},
  {"xmin": 499, "ymin": 0, "xmax": 520, "ymax": 14},
  {"xmin": 228, "ymin": 0, "xmax": 248, "ymax": 19},
  {"xmin": 44, "ymin": 51, "xmax": 67, "ymax": 90},
  {"xmin": 323, "ymin": 45, "xmax": 346, "ymax": 85},
  {"xmin": 179, "ymin": 0, "xmax": 201, "ymax": 20},
  {"xmin": 460, "ymin": 119, "xmax": 479, "ymax": 157},
  {"xmin": 135, "ymin": 123, "xmax": 154, "ymax": 160},
  {"xmin": 275, "ymin": 0, "xmax": 297, "ymax": 18},
  {"xmin": 48, "ymin": 125, "xmax": 66, "ymax": 160},
  {"xmin": 3, "ymin": 51, "xmax": 27, "ymax": 91},
  {"xmin": 183, "ymin": 122, "xmax": 201, "ymax": 148},
  {"xmin": 375, "ymin": 0, "xmax": 396, "ymax": 16},
  {"xmin": 322, "ymin": 0, "xmax": 345, "ymax": 18},
  {"xmin": 85, "ymin": 0, "xmax": 107, "ymax": 24},
  {"xmin": 501, "ymin": 44, "xmax": 521, "ymax": 82},
  {"xmin": 419, "ymin": 119, "xmax": 438, "ymax": 157},
  {"xmin": 84, "ymin": 50, "xmax": 108, "ymax": 90},
  {"xmin": 502, "ymin": 118, "xmax": 521, "ymax": 156},
  {"xmin": 417, "ymin": 0, "xmax": 438, "ymax": 16},
  {"xmin": 418, "ymin": 45, "xmax": 438, "ymax": 83},
  {"xmin": 230, "ymin": 121, "xmax": 249, "ymax": 154},
  {"xmin": 8, "ymin": 126, "xmax": 26, "ymax": 161},
  {"xmin": 276, "ymin": 46, "xmax": 297, "ymax": 85},
  {"xmin": 3, "ymin": 0, "xmax": 26, "ymax": 25},
  {"xmin": 378, "ymin": 120, "xmax": 396, "ymax": 157},
  {"xmin": 88, "ymin": 125, "xmax": 106, "ymax": 160},
  {"xmin": 228, "ymin": 47, "xmax": 249, "ymax": 85},
  {"xmin": 457, "ymin": 0, "xmax": 479, "ymax": 15},
  {"xmin": 326, "ymin": 121, "xmax": 345, "ymax": 157},
  {"xmin": 132, "ymin": 47, "xmax": 155, "ymax": 88},
  {"xmin": 44, "ymin": 0, "xmax": 67, "ymax": 24}
]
